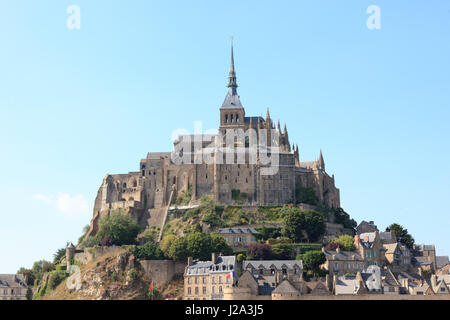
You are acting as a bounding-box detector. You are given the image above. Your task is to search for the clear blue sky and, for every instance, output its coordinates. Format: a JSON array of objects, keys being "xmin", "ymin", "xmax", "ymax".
[{"xmin": 1, "ymin": 1, "xmax": 449, "ymax": 273}]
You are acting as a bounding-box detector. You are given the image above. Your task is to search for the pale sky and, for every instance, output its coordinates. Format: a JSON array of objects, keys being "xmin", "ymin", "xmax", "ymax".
[{"xmin": 1, "ymin": 0, "xmax": 449, "ymax": 273}]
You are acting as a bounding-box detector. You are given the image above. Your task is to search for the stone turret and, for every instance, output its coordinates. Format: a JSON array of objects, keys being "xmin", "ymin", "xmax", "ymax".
[{"xmin": 66, "ymin": 242, "xmax": 75, "ymax": 268}]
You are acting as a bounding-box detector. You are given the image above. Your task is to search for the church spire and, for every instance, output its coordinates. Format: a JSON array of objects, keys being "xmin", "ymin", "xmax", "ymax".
[
  {"xmin": 227, "ymin": 36, "xmax": 238, "ymax": 95},
  {"xmin": 318, "ymin": 150, "xmax": 325, "ymax": 170}
]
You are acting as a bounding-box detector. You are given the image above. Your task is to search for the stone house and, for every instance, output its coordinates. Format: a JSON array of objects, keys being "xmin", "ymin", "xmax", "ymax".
[
  {"xmin": 383, "ymin": 242, "xmax": 411, "ymax": 271},
  {"xmin": 304, "ymin": 279, "xmax": 331, "ymax": 296},
  {"xmin": 184, "ymin": 253, "xmax": 237, "ymax": 300},
  {"xmin": 356, "ymin": 221, "xmax": 378, "ymax": 235},
  {"xmin": 321, "ymin": 247, "xmax": 364, "ymax": 275},
  {"xmin": 354, "ymin": 231, "xmax": 384, "ymax": 267},
  {"xmin": 217, "ymin": 227, "xmax": 258, "ymax": 251},
  {"xmin": 430, "ymin": 275, "xmax": 450, "ymax": 295},
  {"xmin": 0, "ymin": 274, "xmax": 28, "ymax": 300},
  {"xmin": 381, "ymin": 268, "xmax": 401, "ymax": 294},
  {"xmin": 224, "ymin": 260, "xmax": 303, "ymax": 299},
  {"xmin": 437, "ymin": 263, "xmax": 450, "ymax": 276},
  {"xmin": 333, "ymin": 265, "xmax": 381, "ymax": 295},
  {"xmin": 413, "ymin": 244, "xmax": 437, "ymax": 272}
]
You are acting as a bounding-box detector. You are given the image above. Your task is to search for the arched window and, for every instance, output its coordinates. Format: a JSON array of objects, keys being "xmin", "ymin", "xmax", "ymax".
[
  {"xmin": 236, "ymin": 114, "xmax": 239, "ymax": 123},
  {"xmin": 123, "ymin": 182, "xmax": 127, "ymax": 188},
  {"xmin": 231, "ymin": 114, "xmax": 234, "ymax": 123},
  {"xmin": 225, "ymin": 114, "xmax": 228, "ymax": 123}
]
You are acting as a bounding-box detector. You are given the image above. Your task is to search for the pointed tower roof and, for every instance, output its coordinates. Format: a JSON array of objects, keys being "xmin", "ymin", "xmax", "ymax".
[
  {"xmin": 318, "ymin": 150, "xmax": 325, "ymax": 170},
  {"xmin": 221, "ymin": 36, "xmax": 243, "ymax": 109}
]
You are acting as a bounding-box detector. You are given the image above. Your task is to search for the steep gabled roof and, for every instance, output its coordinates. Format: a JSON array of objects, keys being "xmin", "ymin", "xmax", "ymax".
[{"xmin": 272, "ymin": 279, "xmax": 299, "ymax": 294}]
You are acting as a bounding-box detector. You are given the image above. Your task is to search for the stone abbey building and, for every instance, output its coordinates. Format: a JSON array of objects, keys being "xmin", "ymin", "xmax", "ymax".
[{"xmin": 86, "ymin": 43, "xmax": 341, "ymax": 236}]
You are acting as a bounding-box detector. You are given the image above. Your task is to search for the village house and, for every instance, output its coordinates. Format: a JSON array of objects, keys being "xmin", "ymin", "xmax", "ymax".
[
  {"xmin": 383, "ymin": 242, "xmax": 411, "ymax": 272},
  {"xmin": 333, "ymin": 265, "xmax": 381, "ymax": 295},
  {"xmin": 217, "ymin": 227, "xmax": 258, "ymax": 250},
  {"xmin": 183, "ymin": 253, "xmax": 237, "ymax": 300},
  {"xmin": 0, "ymin": 274, "xmax": 28, "ymax": 300},
  {"xmin": 224, "ymin": 260, "xmax": 304, "ymax": 299},
  {"xmin": 356, "ymin": 221, "xmax": 378, "ymax": 235},
  {"xmin": 321, "ymin": 247, "xmax": 364, "ymax": 275},
  {"xmin": 413, "ymin": 244, "xmax": 437, "ymax": 272},
  {"xmin": 354, "ymin": 231, "xmax": 384, "ymax": 267},
  {"xmin": 381, "ymin": 268, "xmax": 401, "ymax": 294},
  {"xmin": 436, "ymin": 256, "xmax": 449, "ymax": 270}
]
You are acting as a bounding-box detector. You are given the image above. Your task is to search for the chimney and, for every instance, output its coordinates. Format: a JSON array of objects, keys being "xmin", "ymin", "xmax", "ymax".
[
  {"xmin": 211, "ymin": 252, "xmax": 217, "ymax": 264},
  {"xmin": 336, "ymin": 246, "xmax": 341, "ymax": 253},
  {"xmin": 187, "ymin": 257, "xmax": 193, "ymax": 266},
  {"xmin": 369, "ymin": 221, "xmax": 374, "ymax": 225},
  {"xmin": 354, "ymin": 234, "xmax": 360, "ymax": 248},
  {"xmin": 431, "ymin": 274, "xmax": 437, "ymax": 288}
]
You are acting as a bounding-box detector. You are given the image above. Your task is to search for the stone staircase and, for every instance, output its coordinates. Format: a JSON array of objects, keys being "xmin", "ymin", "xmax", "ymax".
[{"xmin": 157, "ymin": 188, "xmax": 175, "ymax": 243}]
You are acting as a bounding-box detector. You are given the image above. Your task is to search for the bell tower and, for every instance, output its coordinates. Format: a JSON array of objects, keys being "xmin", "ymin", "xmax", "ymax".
[{"xmin": 220, "ymin": 37, "xmax": 245, "ymax": 131}]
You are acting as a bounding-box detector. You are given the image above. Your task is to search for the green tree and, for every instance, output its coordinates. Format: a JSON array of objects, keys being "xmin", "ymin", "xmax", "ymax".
[
  {"xmin": 210, "ymin": 233, "xmax": 233, "ymax": 256},
  {"xmin": 282, "ymin": 207, "xmax": 307, "ymax": 242},
  {"xmin": 282, "ymin": 208, "xmax": 325, "ymax": 243},
  {"xmin": 272, "ymin": 243, "xmax": 295, "ymax": 260},
  {"xmin": 53, "ymin": 243, "xmax": 69, "ymax": 264},
  {"xmin": 185, "ymin": 232, "xmax": 214, "ymax": 261},
  {"xmin": 96, "ymin": 210, "xmax": 140, "ymax": 245},
  {"xmin": 160, "ymin": 234, "xmax": 176, "ymax": 256},
  {"xmin": 302, "ymin": 250, "xmax": 326, "ymax": 275},
  {"xmin": 386, "ymin": 223, "xmax": 415, "ymax": 249},
  {"xmin": 129, "ymin": 242, "xmax": 164, "ymax": 260},
  {"xmin": 296, "ymin": 187, "xmax": 319, "ymax": 205},
  {"xmin": 303, "ymin": 210, "xmax": 326, "ymax": 242},
  {"xmin": 167, "ymin": 237, "xmax": 188, "ymax": 261},
  {"xmin": 331, "ymin": 234, "xmax": 355, "ymax": 251}
]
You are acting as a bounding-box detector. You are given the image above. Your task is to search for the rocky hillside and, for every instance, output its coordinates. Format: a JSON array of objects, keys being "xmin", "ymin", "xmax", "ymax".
[{"xmin": 42, "ymin": 248, "xmax": 151, "ymax": 300}]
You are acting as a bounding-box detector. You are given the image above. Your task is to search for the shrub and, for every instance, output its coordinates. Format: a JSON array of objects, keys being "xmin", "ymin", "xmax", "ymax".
[
  {"xmin": 128, "ymin": 268, "xmax": 138, "ymax": 280},
  {"xmin": 80, "ymin": 236, "xmax": 99, "ymax": 249},
  {"xmin": 330, "ymin": 235, "xmax": 355, "ymax": 251},
  {"xmin": 182, "ymin": 207, "xmax": 201, "ymax": 222},
  {"xmin": 202, "ymin": 210, "xmax": 224, "ymax": 227},
  {"xmin": 47, "ymin": 271, "xmax": 67, "ymax": 291},
  {"xmin": 96, "ymin": 210, "xmax": 140, "ymax": 245},
  {"xmin": 272, "ymin": 243, "xmax": 295, "ymax": 260},
  {"xmin": 129, "ymin": 242, "xmax": 164, "ymax": 260}
]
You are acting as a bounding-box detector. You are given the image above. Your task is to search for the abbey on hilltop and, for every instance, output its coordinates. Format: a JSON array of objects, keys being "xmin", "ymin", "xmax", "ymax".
[{"xmin": 86, "ymin": 42, "xmax": 341, "ymax": 237}]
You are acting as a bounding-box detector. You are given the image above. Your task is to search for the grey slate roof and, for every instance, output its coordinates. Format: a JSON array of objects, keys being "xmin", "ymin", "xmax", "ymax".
[
  {"xmin": 0, "ymin": 274, "xmax": 27, "ymax": 289},
  {"xmin": 436, "ymin": 256, "xmax": 449, "ymax": 269},
  {"xmin": 412, "ymin": 257, "xmax": 432, "ymax": 266},
  {"xmin": 414, "ymin": 244, "xmax": 435, "ymax": 252},
  {"xmin": 379, "ymin": 232, "xmax": 391, "ymax": 240},
  {"xmin": 381, "ymin": 268, "xmax": 400, "ymax": 287},
  {"xmin": 244, "ymin": 260, "xmax": 303, "ymax": 270},
  {"xmin": 244, "ymin": 116, "xmax": 264, "ymax": 124},
  {"xmin": 362, "ymin": 265, "xmax": 382, "ymax": 291},
  {"xmin": 335, "ymin": 276, "xmax": 362, "ymax": 295},
  {"xmin": 323, "ymin": 249, "xmax": 363, "ymax": 261},
  {"xmin": 185, "ymin": 255, "xmax": 236, "ymax": 276},
  {"xmin": 272, "ymin": 279, "xmax": 299, "ymax": 294},
  {"xmin": 218, "ymin": 227, "xmax": 258, "ymax": 235},
  {"xmin": 221, "ymin": 88, "xmax": 243, "ymax": 109}
]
